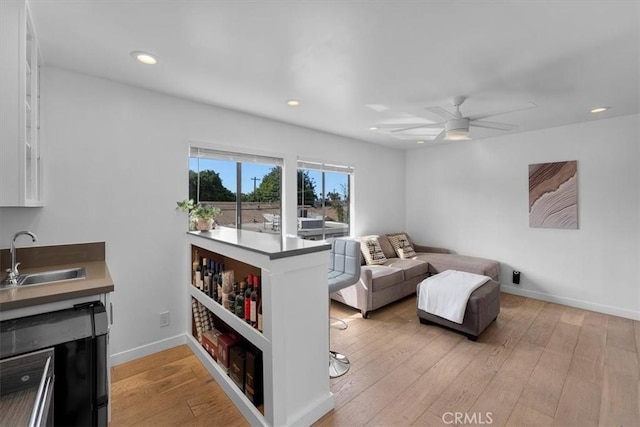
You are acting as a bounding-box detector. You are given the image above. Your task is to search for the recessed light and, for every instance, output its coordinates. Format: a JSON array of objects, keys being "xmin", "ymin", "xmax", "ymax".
[
  {"xmin": 590, "ymin": 107, "xmax": 608, "ymax": 113},
  {"xmin": 369, "ymin": 126, "xmax": 379, "ymax": 131},
  {"xmin": 286, "ymin": 99, "xmax": 300, "ymax": 107},
  {"xmin": 130, "ymin": 51, "xmax": 158, "ymax": 65},
  {"xmin": 416, "ymin": 140, "xmax": 425, "ymax": 144}
]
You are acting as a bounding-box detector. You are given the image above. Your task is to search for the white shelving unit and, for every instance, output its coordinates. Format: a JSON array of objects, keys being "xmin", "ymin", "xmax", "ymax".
[
  {"xmin": 0, "ymin": 0, "xmax": 43, "ymax": 207},
  {"xmin": 186, "ymin": 230, "xmax": 333, "ymax": 427}
]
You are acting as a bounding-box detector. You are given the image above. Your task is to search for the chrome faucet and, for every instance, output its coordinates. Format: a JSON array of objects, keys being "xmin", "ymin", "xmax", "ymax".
[{"xmin": 4, "ymin": 231, "xmax": 38, "ymax": 285}]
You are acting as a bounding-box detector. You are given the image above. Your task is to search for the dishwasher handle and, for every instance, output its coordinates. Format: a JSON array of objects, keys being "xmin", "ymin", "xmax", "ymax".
[{"xmin": 28, "ymin": 356, "xmax": 54, "ymax": 427}]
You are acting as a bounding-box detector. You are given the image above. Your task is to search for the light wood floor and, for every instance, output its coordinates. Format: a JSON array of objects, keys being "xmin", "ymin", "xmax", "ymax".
[{"xmin": 111, "ymin": 293, "xmax": 640, "ymax": 426}]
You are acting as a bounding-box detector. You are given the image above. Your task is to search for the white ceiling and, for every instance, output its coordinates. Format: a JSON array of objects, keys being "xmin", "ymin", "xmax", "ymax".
[{"xmin": 28, "ymin": 0, "xmax": 639, "ymax": 149}]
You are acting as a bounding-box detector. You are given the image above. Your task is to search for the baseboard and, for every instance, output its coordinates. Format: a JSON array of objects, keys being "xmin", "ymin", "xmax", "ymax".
[
  {"xmin": 110, "ymin": 333, "xmax": 187, "ymax": 366},
  {"xmin": 501, "ymin": 285, "xmax": 640, "ymax": 321}
]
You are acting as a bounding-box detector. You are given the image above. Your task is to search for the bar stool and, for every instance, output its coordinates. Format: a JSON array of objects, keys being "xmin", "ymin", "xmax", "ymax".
[{"xmin": 327, "ymin": 238, "xmax": 361, "ymax": 378}]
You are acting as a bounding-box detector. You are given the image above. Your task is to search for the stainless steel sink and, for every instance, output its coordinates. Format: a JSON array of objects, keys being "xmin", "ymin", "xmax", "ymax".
[{"xmin": 16, "ymin": 267, "xmax": 87, "ymax": 287}]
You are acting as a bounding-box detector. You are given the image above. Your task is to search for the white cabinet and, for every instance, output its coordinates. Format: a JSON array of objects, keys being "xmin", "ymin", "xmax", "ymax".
[
  {"xmin": 0, "ymin": 0, "xmax": 43, "ymax": 207},
  {"xmin": 186, "ymin": 230, "xmax": 333, "ymax": 427}
]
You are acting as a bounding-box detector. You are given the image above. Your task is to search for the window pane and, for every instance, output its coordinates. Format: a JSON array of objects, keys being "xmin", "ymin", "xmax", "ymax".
[
  {"xmin": 241, "ymin": 163, "xmax": 281, "ymax": 234},
  {"xmin": 189, "ymin": 155, "xmax": 282, "ymax": 234},
  {"xmin": 324, "ymin": 171, "xmax": 350, "ymax": 238},
  {"xmin": 189, "ymin": 157, "xmax": 237, "ymax": 227},
  {"xmin": 297, "ymin": 168, "xmax": 350, "ymax": 240}
]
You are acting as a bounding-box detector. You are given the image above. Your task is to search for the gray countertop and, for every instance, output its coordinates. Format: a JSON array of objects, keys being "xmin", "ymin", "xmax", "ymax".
[{"xmin": 187, "ymin": 228, "xmax": 331, "ymax": 259}]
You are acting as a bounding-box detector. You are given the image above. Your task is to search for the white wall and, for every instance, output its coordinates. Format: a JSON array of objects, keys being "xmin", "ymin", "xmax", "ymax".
[
  {"xmin": 406, "ymin": 114, "xmax": 640, "ymax": 319},
  {"xmin": 0, "ymin": 67, "xmax": 405, "ymax": 362}
]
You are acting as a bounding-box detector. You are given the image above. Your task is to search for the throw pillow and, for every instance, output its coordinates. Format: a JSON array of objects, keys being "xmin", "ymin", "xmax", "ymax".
[
  {"xmin": 359, "ymin": 238, "xmax": 388, "ymax": 265},
  {"xmin": 388, "ymin": 234, "xmax": 417, "ymax": 259},
  {"xmin": 376, "ymin": 235, "xmax": 397, "ymax": 259}
]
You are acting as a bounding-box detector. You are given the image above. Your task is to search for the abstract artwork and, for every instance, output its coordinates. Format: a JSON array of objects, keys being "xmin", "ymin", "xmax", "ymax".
[{"xmin": 529, "ymin": 160, "xmax": 578, "ymax": 229}]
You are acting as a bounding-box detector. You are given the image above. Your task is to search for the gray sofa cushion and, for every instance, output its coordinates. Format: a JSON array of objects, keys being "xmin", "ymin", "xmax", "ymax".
[
  {"xmin": 364, "ymin": 265, "xmax": 405, "ymax": 292},
  {"xmin": 413, "ymin": 252, "xmax": 500, "ymax": 281},
  {"xmin": 382, "ymin": 258, "xmax": 430, "ymax": 281}
]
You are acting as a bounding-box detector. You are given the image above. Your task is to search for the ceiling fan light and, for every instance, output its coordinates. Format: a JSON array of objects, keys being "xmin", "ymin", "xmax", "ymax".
[{"xmin": 445, "ymin": 130, "xmax": 470, "ymax": 140}]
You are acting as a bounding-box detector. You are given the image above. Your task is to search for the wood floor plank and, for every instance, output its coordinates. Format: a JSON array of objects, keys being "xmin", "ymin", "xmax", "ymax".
[
  {"xmin": 130, "ymin": 401, "xmax": 195, "ymax": 427},
  {"xmin": 467, "ymin": 340, "xmax": 544, "ymax": 427},
  {"xmin": 403, "ymin": 330, "xmax": 463, "ymax": 375},
  {"xmin": 559, "ymin": 306, "xmax": 585, "ymax": 327},
  {"xmin": 111, "ymin": 355, "xmax": 202, "ymax": 411},
  {"xmin": 517, "ymin": 349, "xmax": 572, "ymax": 418},
  {"xmin": 111, "ymin": 345, "xmax": 193, "ymax": 382},
  {"xmin": 599, "ymin": 346, "xmax": 640, "ymax": 426},
  {"xmin": 409, "ymin": 409, "xmax": 447, "ymax": 426},
  {"xmin": 521, "ymin": 302, "xmax": 564, "ymax": 347},
  {"xmin": 552, "ymin": 375, "xmax": 601, "ymax": 427},
  {"xmin": 365, "ymin": 339, "xmax": 483, "ymax": 426},
  {"xmin": 573, "ymin": 311, "xmax": 607, "ymax": 362},
  {"xmin": 606, "ymin": 315, "xmax": 637, "ymax": 352},
  {"xmin": 111, "ymin": 376, "xmax": 211, "ymax": 425},
  {"xmin": 505, "ymin": 402, "xmax": 554, "ymax": 426},
  {"xmin": 331, "ymin": 325, "xmax": 435, "ymax": 409},
  {"xmin": 323, "ymin": 365, "xmax": 419, "ymax": 426},
  {"xmin": 427, "ymin": 322, "xmax": 525, "ymax": 416},
  {"xmin": 330, "ymin": 324, "xmax": 415, "ymax": 391},
  {"xmin": 545, "ymin": 322, "xmax": 580, "ymax": 355}
]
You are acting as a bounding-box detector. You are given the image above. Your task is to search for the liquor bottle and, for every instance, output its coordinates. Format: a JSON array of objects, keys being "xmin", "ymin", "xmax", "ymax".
[
  {"xmin": 203, "ymin": 264, "xmax": 211, "ymax": 297},
  {"xmin": 216, "ymin": 264, "xmax": 223, "ymax": 305},
  {"xmin": 244, "ymin": 275, "xmax": 253, "ymax": 324},
  {"xmin": 210, "ymin": 261, "xmax": 218, "ymax": 299},
  {"xmin": 195, "ymin": 259, "xmax": 202, "ymax": 290},
  {"xmin": 235, "ymin": 281, "xmax": 246, "ymax": 318},
  {"xmin": 221, "ymin": 266, "xmax": 233, "ymax": 310},
  {"xmin": 250, "ymin": 275, "xmax": 259, "ymax": 327},
  {"xmin": 192, "ymin": 250, "xmax": 200, "ymax": 284},
  {"xmin": 228, "ymin": 282, "xmax": 237, "ymax": 312}
]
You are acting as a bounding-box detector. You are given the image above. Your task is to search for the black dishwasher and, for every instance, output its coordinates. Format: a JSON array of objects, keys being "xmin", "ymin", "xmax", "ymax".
[{"xmin": 0, "ymin": 302, "xmax": 109, "ymax": 426}]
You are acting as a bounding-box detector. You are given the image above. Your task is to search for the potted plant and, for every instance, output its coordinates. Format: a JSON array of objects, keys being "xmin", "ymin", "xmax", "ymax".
[
  {"xmin": 176, "ymin": 199, "xmax": 221, "ymax": 231},
  {"xmin": 191, "ymin": 204, "xmax": 222, "ymax": 231}
]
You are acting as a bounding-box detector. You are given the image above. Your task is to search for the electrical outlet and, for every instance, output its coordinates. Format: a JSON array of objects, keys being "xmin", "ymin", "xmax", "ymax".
[
  {"xmin": 512, "ymin": 271, "xmax": 521, "ymax": 285},
  {"xmin": 160, "ymin": 311, "xmax": 170, "ymax": 327}
]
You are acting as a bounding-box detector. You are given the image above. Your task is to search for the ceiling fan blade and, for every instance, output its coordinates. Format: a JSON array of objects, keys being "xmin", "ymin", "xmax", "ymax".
[
  {"xmin": 390, "ymin": 123, "xmax": 445, "ymax": 133},
  {"xmin": 432, "ymin": 130, "xmax": 446, "ymax": 142},
  {"xmin": 470, "ymin": 120, "xmax": 518, "ymax": 131},
  {"xmin": 425, "ymin": 106, "xmax": 458, "ymax": 120},
  {"xmin": 467, "ymin": 102, "xmax": 536, "ymax": 121},
  {"xmin": 374, "ymin": 122, "xmax": 437, "ymax": 129}
]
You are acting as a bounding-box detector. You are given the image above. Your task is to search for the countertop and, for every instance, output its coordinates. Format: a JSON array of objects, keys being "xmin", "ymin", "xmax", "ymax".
[
  {"xmin": 0, "ymin": 261, "xmax": 114, "ymax": 311},
  {"xmin": 188, "ymin": 228, "xmax": 331, "ymax": 259}
]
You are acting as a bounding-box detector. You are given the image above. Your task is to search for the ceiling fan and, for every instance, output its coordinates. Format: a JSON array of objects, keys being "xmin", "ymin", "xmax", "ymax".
[{"xmin": 380, "ymin": 96, "xmax": 535, "ymax": 142}]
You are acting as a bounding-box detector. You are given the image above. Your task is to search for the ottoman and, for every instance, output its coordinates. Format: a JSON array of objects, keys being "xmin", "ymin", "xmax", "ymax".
[{"xmin": 417, "ymin": 275, "xmax": 500, "ymax": 341}]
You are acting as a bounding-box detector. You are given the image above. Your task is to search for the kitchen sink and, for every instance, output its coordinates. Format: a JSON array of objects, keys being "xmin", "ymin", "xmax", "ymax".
[{"xmin": 16, "ymin": 267, "xmax": 87, "ymax": 287}]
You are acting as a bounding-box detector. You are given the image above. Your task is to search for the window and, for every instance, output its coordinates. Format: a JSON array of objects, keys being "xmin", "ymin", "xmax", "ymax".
[
  {"xmin": 190, "ymin": 147, "xmax": 283, "ymax": 234},
  {"xmin": 297, "ymin": 160, "xmax": 353, "ymax": 240}
]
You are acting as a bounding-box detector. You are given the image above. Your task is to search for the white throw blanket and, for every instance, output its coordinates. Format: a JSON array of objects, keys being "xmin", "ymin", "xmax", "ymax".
[{"xmin": 417, "ymin": 270, "xmax": 490, "ymax": 324}]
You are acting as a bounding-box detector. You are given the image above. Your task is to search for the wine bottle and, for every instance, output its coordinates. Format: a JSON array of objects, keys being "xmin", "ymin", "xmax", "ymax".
[
  {"xmin": 228, "ymin": 282, "xmax": 237, "ymax": 312},
  {"xmin": 192, "ymin": 250, "xmax": 200, "ymax": 284},
  {"xmin": 195, "ymin": 260, "xmax": 202, "ymax": 290},
  {"xmin": 236, "ymin": 281, "xmax": 246, "ymax": 318},
  {"xmin": 210, "ymin": 261, "xmax": 217, "ymax": 299},
  {"xmin": 216, "ymin": 264, "xmax": 223, "ymax": 304},
  {"xmin": 250, "ymin": 276, "xmax": 259, "ymax": 327},
  {"xmin": 203, "ymin": 264, "xmax": 211, "ymax": 296},
  {"xmin": 222, "ymin": 268, "xmax": 232, "ymax": 310},
  {"xmin": 257, "ymin": 294, "xmax": 263, "ymax": 332},
  {"xmin": 244, "ymin": 275, "xmax": 253, "ymax": 324}
]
